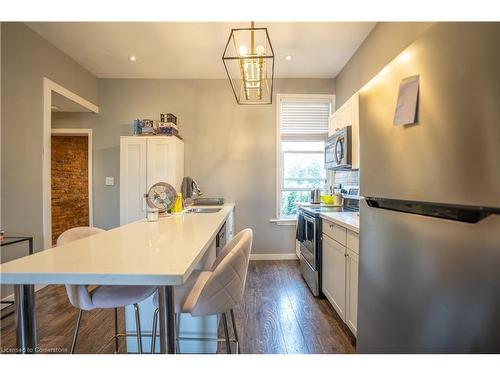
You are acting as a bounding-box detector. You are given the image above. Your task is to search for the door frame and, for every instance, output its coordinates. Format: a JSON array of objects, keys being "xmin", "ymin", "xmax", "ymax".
[
  {"xmin": 51, "ymin": 128, "xmax": 94, "ymax": 231},
  {"xmin": 42, "ymin": 78, "xmax": 99, "ymax": 250}
]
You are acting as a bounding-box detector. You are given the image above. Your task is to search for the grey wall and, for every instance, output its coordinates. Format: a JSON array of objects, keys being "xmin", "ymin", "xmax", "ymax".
[
  {"xmin": 334, "ymin": 22, "xmax": 434, "ymax": 108},
  {"xmin": 1, "ymin": 23, "xmax": 98, "ymax": 252},
  {"xmin": 54, "ymin": 78, "xmax": 335, "ymax": 254}
]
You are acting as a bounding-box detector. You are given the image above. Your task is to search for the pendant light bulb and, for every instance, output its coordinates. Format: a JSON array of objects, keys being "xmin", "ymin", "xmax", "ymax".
[
  {"xmin": 239, "ymin": 45, "xmax": 248, "ymax": 56},
  {"xmin": 255, "ymin": 45, "xmax": 265, "ymax": 56}
]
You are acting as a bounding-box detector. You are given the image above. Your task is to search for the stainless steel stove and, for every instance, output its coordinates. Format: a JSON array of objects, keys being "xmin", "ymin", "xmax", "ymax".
[{"xmin": 296, "ymin": 190, "xmax": 359, "ymax": 297}]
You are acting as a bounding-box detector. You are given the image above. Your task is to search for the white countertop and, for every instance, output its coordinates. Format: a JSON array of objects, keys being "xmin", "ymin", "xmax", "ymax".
[
  {"xmin": 0, "ymin": 204, "xmax": 234, "ymax": 286},
  {"xmin": 320, "ymin": 212, "xmax": 360, "ymax": 233}
]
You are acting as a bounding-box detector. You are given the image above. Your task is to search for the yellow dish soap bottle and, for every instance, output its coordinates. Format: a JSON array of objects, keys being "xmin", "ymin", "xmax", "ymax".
[{"xmin": 173, "ymin": 193, "xmax": 183, "ymax": 213}]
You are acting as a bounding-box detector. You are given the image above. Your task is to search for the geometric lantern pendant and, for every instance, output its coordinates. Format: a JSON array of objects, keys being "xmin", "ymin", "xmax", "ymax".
[{"xmin": 222, "ymin": 22, "xmax": 275, "ymax": 105}]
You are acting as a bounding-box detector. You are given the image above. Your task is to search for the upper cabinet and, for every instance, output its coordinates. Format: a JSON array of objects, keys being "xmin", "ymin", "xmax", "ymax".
[
  {"xmin": 120, "ymin": 136, "xmax": 184, "ymax": 225},
  {"xmin": 328, "ymin": 110, "xmax": 341, "ymax": 136},
  {"xmin": 328, "ymin": 93, "xmax": 360, "ymax": 169}
]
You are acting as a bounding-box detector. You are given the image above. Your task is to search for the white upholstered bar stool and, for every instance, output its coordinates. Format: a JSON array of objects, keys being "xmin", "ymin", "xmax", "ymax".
[
  {"xmin": 57, "ymin": 227, "xmax": 157, "ymax": 354},
  {"xmin": 150, "ymin": 228, "xmax": 253, "ymax": 354}
]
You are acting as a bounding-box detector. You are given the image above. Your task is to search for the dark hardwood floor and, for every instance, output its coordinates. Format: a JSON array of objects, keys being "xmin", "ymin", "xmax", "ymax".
[{"xmin": 0, "ymin": 260, "xmax": 355, "ymax": 354}]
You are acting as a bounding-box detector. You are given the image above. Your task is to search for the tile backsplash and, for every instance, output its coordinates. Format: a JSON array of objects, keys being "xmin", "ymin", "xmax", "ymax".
[
  {"xmin": 327, "ymin": 169, "xmax": 359, "ymax": 190},
  {"xmin": 334, "ymin": 170, "xmax": 359, "ymax": 187}
]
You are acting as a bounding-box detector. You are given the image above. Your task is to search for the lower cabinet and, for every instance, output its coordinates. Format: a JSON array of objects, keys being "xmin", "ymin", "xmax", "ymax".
[
  {"xmin": 322, "ymin": 234, "xmax": 346, "ymax": 319},
  {"xmin": 346, "ymin": 248, "xmax": 359, "ymax": 336},
  {"xmin": 322, "ymin": 220, "xmax": 359, "ymax": 337}
]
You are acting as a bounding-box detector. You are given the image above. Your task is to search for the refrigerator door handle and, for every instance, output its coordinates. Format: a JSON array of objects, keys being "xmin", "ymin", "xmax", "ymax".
[{"xmin": 365, "ymin": 197, "xmax": 500, "ymax": 224}]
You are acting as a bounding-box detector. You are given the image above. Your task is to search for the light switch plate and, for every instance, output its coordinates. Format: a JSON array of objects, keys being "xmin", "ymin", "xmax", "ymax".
[{"xmin": 105, "ymin": 177, "xmax": 114, "ymax": 186}]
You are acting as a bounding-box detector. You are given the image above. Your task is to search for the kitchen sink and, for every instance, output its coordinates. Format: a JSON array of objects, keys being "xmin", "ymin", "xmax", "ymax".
[{"xmin": 185, "ymin": 207, "xmax": 222, "ymax": 214}]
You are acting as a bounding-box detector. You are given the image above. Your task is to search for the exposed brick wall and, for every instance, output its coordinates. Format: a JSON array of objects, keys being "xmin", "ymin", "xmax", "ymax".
[{"xmin": 51, "ymin": 136, "xmax": 89, "ymax": 245}]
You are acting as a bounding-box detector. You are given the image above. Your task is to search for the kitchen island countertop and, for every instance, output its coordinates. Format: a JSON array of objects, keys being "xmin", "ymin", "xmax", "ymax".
[{"xmin": 0, "ymin": 204, "xmax": 235, "ymax": 286}]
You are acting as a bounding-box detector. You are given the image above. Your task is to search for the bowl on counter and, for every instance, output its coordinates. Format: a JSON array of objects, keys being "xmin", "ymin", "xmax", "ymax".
[{"xmin": 321, "ymin": 195, "xmax": 334, "ymax": 204}]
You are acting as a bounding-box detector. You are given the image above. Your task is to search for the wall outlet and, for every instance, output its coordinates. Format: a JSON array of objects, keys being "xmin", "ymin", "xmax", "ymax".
[{"xmin": 105, "ymin": 177, "xmax": 114, "ymax": 186}]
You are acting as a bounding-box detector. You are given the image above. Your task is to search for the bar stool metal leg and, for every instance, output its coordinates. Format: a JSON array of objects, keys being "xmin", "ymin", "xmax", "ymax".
[
  {"xmin": 114, "ymin": 308, "xmax": 119, "ymax": 353},
  {"xmin": 152, "ymin": 309, "xmax": 180, "ymax": 354},
  {"xmin": 230, "ymin": 308, "xmax": 241, "ymax": 354},
  {"xmin": 151, "ymin": 308, "xmax": 159, "ymax": 354},
  {"xmin": 70, "ymin": 309, "xmax": 83, "ymax": 354},
  {"xmin": 133, "ymin": 303, "xmax": 143, "ymax": 354},
  {"xmin": 221, "ymin": 312, "xmax": 231, "ymax": 354}
]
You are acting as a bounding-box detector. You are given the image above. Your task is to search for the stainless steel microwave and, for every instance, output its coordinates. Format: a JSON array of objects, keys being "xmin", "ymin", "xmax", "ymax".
[{"xmin": 325, "ymin": 126, "xmax": 352, "ymax": 170}]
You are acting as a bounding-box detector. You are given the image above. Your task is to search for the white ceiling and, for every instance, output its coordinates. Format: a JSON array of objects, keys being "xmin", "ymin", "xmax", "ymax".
[{"xmin": 27, "ymin": 22, "xmax": 375, "ymax": 79}]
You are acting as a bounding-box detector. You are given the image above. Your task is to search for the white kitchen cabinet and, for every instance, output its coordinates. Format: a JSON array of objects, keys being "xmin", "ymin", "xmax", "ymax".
[
  {"xmin": 120, "ymin": 136, "xmax": 184, "ymax": 225},
  {"xmin": 328, "ymin": 111, "xmax": 341, "ymax": 137},
  {"xmin": 327, "ymin": 93, "xmax": 359, "ymax": 169},
  {"xmin": 322, "ymin": 219, "xmax": 359, "ymax": 337},
  {"xmin": 323, "ymin": 221, "xmax": 347, "ymax": 246},
  {"xmin": 346, "ymin": 229, "xmax": 359, "ymax": 254},
  {"xmin": 338, "ymin": 100, "xmax": 353, "ymax": 129},
  {"xmin": 146, "ymin": 137, "xmax": 184, "ymax": 196},
  {"xmin": 322, "ymin": 234, "xmax": 346, "ymax": 320},
  {"xmin": 120, "ymin": 137, "xmax": 148, "ymax": 224},
  {"xmin": 346, "ymin": 247, "xmax": 359, "ymax": 336}
]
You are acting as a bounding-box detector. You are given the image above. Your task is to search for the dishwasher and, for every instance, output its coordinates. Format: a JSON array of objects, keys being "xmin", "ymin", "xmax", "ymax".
[{"xmin": 216, "ymin": 222, "xmax": 226, "ymax": 256}]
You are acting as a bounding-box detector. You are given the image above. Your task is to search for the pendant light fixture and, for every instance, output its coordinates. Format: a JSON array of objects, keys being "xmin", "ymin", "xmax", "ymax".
[{"xmin": 222, "ymin": 22, "xmax": 275, "ymax": 105}]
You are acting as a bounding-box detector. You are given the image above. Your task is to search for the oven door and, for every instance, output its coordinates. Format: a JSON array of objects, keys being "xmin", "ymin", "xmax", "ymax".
[{"xmin": 300, "ymin": 213, "xmax": 317, "ymax": 269}]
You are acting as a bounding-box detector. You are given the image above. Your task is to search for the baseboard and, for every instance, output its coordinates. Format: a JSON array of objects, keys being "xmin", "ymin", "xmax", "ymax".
[{"xmin": 250, "ymin": 253, "xmax": 299, "ymax": 261}]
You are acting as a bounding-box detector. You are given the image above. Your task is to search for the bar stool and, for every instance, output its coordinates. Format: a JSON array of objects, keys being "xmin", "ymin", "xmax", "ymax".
[
  {"xmin": 57, "ymin": 227, "xmax": 157, "ymax": 354},
  {"xmin": 150, "ymin": 228, "xmax": 253, "ymax": 354}
]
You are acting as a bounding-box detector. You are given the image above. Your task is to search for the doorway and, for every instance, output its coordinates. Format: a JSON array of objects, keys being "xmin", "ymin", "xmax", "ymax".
[
  {"xmin": 42, "ymin": 78, "xmax": 99, "ymax": 250},
  {"xmin": 50, "ymin": 129, "xmax": 93, "ymax": 245}
]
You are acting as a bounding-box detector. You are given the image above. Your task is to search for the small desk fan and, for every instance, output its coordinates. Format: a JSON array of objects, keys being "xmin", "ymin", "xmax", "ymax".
[{"xmin": 146, "ymin": 182, "xmax": 177, "ymax": 214}]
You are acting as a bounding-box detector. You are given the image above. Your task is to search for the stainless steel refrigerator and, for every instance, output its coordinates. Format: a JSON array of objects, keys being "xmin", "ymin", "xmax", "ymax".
[{"xmin": 357, "ymin": 23, "xmax": 500, "ymax": 353}]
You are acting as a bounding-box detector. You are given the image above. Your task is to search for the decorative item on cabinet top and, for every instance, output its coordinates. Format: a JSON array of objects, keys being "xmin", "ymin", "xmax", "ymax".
[{"xmin": 132, "ymin": 112, "xmax": 182, "ymax": 138}]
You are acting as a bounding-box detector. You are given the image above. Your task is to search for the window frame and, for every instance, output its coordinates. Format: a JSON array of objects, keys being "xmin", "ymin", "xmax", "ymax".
[{"xmin": 275, "ymin": 94, "xmax": 335, "ymax": 221}]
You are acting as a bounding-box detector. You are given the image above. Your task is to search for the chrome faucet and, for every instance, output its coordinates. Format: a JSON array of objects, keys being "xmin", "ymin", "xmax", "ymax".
[
  {"xmin": 191, "ymin": 179, "xmax": 203, "ymax": 197},
  {"xmin": 181, "ymin": 176, "xmax": 203, "ymax": 201}
]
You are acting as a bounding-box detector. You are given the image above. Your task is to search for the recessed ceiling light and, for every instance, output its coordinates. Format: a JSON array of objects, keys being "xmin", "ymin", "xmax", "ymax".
[
  {"xmin": 285, "ymin": 55, "xmax": 293, "ymax": 61},
  {"xmin": 128, "ymin": 55, "xmax": 137, "ymax": 62}
]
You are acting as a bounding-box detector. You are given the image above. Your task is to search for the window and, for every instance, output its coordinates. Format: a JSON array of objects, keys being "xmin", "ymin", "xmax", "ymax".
[{"xmin": 276, "ymin": 95, "xmax": 334, "ymax": 219}]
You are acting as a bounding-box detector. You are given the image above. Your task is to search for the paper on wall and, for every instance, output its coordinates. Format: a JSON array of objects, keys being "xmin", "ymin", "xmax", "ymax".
[{"xmin": 394, "ymin": 75, "xmax": 420, "ymax": 126}]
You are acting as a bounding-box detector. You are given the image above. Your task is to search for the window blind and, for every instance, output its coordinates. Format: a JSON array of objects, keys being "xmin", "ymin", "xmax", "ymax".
[{"xmin": 280, "ymin": 99, "xmax": 331, "ymax": 139}]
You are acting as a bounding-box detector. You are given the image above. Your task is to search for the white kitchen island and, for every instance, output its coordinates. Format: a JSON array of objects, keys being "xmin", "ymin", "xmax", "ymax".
[{"xmin": 0, "ymin": 204, "xmax": 235, "ymax": 354}]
